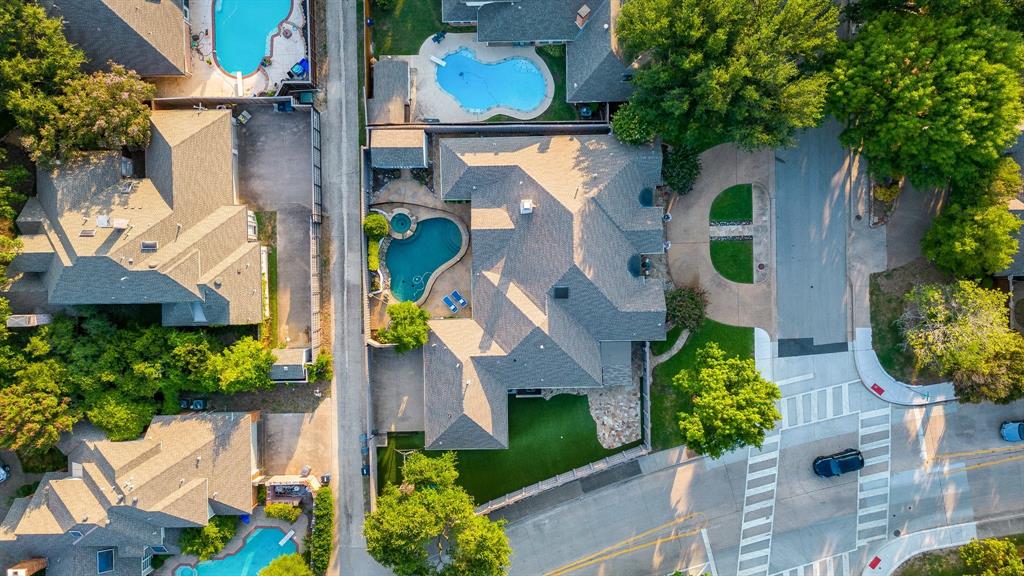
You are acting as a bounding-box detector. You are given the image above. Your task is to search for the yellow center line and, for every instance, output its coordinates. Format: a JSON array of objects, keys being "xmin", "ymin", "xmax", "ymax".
[
  {"xmin": 929, "ymin": 445, "xmax": 1024, "ymax": 461},
  {"xmin": 542, "ymin": 512, "xmax": 703, "ymax": 576},
  {"xmin": 544, "ymin": 527, "xmax": 704, "ymax": 576},
  {"xmin": 960, "ymin": 452, "xmax": 1024, "ymax": 473}
]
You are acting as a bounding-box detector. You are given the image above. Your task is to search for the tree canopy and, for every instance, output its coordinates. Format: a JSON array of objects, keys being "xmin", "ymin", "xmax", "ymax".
[
  {"xmin": 614, "ymin": 0, "xmax": 838, "ymax": 149},
  {"xmin": 0, "ymin": 360, "xmax": 77, "ymax": 453},
  {"xmin": 674, "ymin": 342, "xmax": 781, "ymax": 458},
  {"xmin": 379, "ymin": 302, "xmax": 431, "ymax": 352},
  {"xmin": 901, "ymin": 281, "xmax": 1024, "ymax": 402},
  {"xmin": 259, "ymin": 554, "xmax": 314, "ymax": 576},
  {"xmin": 831, "ymin": 1, "xmax": 1024, "ymax": 188},
  {"xmin": 364, "ymin": 452, "xmax": 511, "ymax": 576},
  {"xmin": 960, "ymin": 538, "xmax": 1024, "ymax": 576}
]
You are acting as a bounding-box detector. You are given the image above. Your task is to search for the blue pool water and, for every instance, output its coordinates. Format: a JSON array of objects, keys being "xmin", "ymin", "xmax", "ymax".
[
  {"xmin": 173, "ymin": 527, "xmax": 296, "ymax": 576},
  {"xmin": 386, "ymin": 218, "xmax": 462, "ymax": 302},
  {"xmin": 214, "ymin": 0, "xmax": 292, "ymax": 75},
  {"xmin": 436, "ymin": 48, "xmax": 546, "ymax": 113}
]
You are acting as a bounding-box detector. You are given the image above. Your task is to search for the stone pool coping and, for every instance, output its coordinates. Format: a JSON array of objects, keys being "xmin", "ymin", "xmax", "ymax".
[
  {"xmin": 168, "ymin": 522, "xmax": 301, "ymax": 575},
  {"xmin": 398, "ymin": 33, "xmax": 555, "ymax": 123},
  {"xmin": 379, "ymin": 207, "xmax": 469, "ymax": 307}
]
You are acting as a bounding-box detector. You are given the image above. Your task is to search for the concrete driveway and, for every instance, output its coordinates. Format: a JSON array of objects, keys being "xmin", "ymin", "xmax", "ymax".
[
  {"xmin": 236, "ymin": 103, "xmax": 313, "ymax": 348},
  {"xmin": 774, "ymin": 119, "xmax": 863, "ymax": 355},
  {"xmin": 263, "ymin": 402, "xmax": 334, "ymax": 477}
]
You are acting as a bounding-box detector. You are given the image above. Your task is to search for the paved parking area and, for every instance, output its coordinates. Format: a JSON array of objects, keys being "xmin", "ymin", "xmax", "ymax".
[
  {"xmin": 236, "ymin": 103, "xmax": 313, "ymax": 348},
  {"xmin": 775, "ymin": 119, "xmax": 863, "ymax": 353},
  {"xmin": 370, "ymin": 346, "xmax": 424, "ymax": 433},
  {"xmin": 263, "ymin": 402, "xmax": 334, "ymax": 477}
]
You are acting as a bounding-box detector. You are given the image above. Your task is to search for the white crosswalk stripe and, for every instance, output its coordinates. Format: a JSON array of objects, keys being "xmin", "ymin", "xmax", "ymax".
[
  {"xmin": 775, "ymin": 382, "xmax": 856, "ymax": 431},
  {"xmin": 856, "ymin": 407, "xmax": 892, "ymax": 547},
  {"xmin": 736, "ymin": 436, "xmax": 781, "ymax": 576},
  {"xmin": 769, "ymin": 547, "xmax": 857, "ymax": 576}
]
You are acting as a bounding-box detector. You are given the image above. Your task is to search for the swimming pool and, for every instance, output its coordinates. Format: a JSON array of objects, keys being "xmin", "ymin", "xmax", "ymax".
[
  {"xmin": 173, "ymin": 527, "xmax": 296, "ymax": 576},
  {"xmin": 390, "ymin": 212, "xmax": 412, "ymax": 235},
  {"xmin": 436, "ymin": 48, "xmax": 546, "ymax": 114},
  {"xmin": 214, "ymin": 0, "xmax": 292, "ymax": 75},
  {"xmin": 385, "ymin": 218, "xmax": 463, "ymax": 302}
]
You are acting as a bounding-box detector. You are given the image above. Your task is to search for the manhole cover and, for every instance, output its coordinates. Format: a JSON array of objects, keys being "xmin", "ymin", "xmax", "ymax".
[
  {"xmin": 757, "ymin": 263, "xmax": 766, "ymax": 271},
  {"xmin": 894, "ymin": 529, "xmax": 902, "ymax": 537}
]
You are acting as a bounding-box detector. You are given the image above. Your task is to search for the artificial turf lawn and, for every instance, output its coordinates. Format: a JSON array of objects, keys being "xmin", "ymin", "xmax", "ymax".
[
  {"xmin": 377, "ymin": 394, "xmax": 638, "ymax": 503},
  {"xmin": 709, "ymin": 183, "xmax": 753, "ymax": 223},
  {"xmin": 370, "ymin": 0, "xmax": 472, "ymax": 56},
  {"xmin": 710, "ymin": 239, "xmax": 754, "ymax": 283},
  {"xmin": 650, "ymin": 324, "xmax": 684, "ymax": 356},
  {"xmin": 650, "ymin": 320, "xmax": 754, "ymax": 450},
  {"xmin": 487, "ymin": 45, "xmax": 577, "ymax": 122}
]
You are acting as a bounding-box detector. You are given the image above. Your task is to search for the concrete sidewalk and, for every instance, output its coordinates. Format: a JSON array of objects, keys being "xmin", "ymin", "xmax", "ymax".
[
  {"xmin": 853, "ymin": 327, "xmax": 956, "ymax": 406},
  {"xmin": 861, "ymin": 523, "xmax": 976, "ymax": 575}
]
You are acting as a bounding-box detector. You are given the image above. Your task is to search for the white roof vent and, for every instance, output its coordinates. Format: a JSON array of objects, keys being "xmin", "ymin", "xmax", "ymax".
[
  {"xmin": 520, "ymin": 199, "xmax": 534, "ymax": 215},
  {"xmin": 112, "ymin": 218, "xmax": 130, "ymax": 230},
  {"xmin": 96, "ymin": 215, "xmax": 111, "ymax": 228}
]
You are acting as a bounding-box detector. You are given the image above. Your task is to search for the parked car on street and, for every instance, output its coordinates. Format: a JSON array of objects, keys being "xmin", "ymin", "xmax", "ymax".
[
  {"xmin": 1001, "ymin": 421, "xmax": 1024, "ymax": 442},
  {"xmin": 0, "ymin": 457, "xmax": 10, "ymax": 485},
  {"xmin": 813, "ymin": 448, "xmax": 864, "ymax": 478}
]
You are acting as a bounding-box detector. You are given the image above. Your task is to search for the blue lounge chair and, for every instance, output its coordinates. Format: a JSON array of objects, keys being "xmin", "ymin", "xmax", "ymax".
[
  {"xmin": 442, "ymin": 295, "xmax": 459, "ymax": 313},
  {"xmin": 452, "ymin": 290, "xmax": 468, "ymax": 308}
]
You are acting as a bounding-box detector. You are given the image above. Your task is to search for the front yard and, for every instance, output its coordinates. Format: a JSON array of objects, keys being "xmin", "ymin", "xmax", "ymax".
[
  {"xmin": 377, "ymin": 394, "xmax": 638, "ymax": 503},
  {"xmin": 711, "ymin": 239, "xmax": 754, "ymax": 283},
  {"xmin": 651, "ymin": 320, "xmax": 754, "ymax": 450}
]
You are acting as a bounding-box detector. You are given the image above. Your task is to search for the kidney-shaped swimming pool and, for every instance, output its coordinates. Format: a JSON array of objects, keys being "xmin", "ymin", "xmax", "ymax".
[
  {"xmin": 385, "ymin": 217, "xmax": 463, "ymax": 303},
  {"xmin": 436, "ymin": 48, "xmax": 547, "ymax": 114},
  {"xmin": 214, "ymin": 0, "xmax": 292, "ymax": 75},
  {"xmin": 173, "ymin": 527, "xmax": 296, "ymax": 576}
]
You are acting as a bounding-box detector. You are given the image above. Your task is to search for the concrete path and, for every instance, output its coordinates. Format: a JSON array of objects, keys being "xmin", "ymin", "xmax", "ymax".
[
  {"xmin": 852, "ymin": 328, "xmax": 956, "ymax": 406},
  {"xmin": 651, "ymin": 330, "xmax": 690, "ymax": 366},
  {"xmin": 323, "ymin": 0, "xmax": 389, "ymax": 573},
  {"xmin": 860, "ymin": 523, "xmax": 977, "ymax": 576},
  {"xmin": 666, "ymin": 144, "xmax": 776, "ymax": 335}
]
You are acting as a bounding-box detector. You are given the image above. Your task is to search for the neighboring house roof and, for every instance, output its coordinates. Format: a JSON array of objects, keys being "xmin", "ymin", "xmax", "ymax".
[
  {"xmin": 370, "ymin": 129, "xmax": 428, "ymax": 169},
  {"xmin": 368, "ymin": 59, "xmax": 410, "ymax": 125},
  {"xmin": 0, "ymin": 413, "xmax": 259, "ymax": 576},
  {"xmin": 41, "ymin": 0, "xmax": 189, "ymax": 77},
  {"xmin": 7, "ymin": 109, "xmax": 263, "ymax": 327},
  {"xmin": 424, "ymin": 135, "xmax": 666, "ymax": 450},
  {"xmin": 442, "ymin": 0, "xmax": 634, "ymax": 103}
]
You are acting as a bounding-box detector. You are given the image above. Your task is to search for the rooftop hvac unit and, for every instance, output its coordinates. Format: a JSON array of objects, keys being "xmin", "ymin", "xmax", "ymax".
[{"xmin": 520, "ymin": 199, "xmax": 534, "ymax": 214}]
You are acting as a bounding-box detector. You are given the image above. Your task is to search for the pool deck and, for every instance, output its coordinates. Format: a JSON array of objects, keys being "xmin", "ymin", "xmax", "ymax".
[
  {"xmin": 159, "ymin": 508, "xmax": 308, "ymax": 575},
  {"xmin": 395, "ymin": 33, "xmax": 555, "ymax": 123},
  {"xmin": 153, "ymin": 0, "xmax": 308, "ymax": 98}
]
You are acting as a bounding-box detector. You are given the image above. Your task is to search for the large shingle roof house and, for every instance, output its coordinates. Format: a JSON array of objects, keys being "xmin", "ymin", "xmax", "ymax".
[
  {"xmin": 424, "ymin": 135, "xmax": 666, "ymax": 450},
  {"xmin": 440, "ymin": 0, "xmax": 634, "ymax": 103},
  {"xmin": 0, "ymin": 412, "xmax": 262, "ymax": 576},
  {"xmin": 6, "ymin": 109, "xmax": 264, "ymax": 327},
  {"xmin": 41, "ymin": 0, "xmax": 190, "ymax": 77}
]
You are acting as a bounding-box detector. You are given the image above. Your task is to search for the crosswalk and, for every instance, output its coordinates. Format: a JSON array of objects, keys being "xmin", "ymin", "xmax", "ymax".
[
  {"xmin": 769, "ymin": 548, "xmax": 857, "ymax": 576},
  {"xmin": 856, "ymin": 407, "xmax": 892, "ymax": 547},
  {"xmin": 775, "ymin": 381, "xmax": 854, "ymax": 430},
  {"xmin": 736, "ymin": 435, "xmax": 781, "ymax": 576}
]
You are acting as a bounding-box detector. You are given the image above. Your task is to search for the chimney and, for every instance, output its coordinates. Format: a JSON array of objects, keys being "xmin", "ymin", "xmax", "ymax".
[
  {"xmin": 576, "ymin": 4, "xmax": 591, "ymax": 27},
  {"xmin": 7, "ymin": 558, "xmax": 47, "ymax": 576}
]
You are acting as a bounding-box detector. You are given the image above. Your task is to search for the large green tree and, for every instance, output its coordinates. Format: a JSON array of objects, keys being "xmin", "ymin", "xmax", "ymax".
[
  {"xmin": 674, "ymin": 343, "xmax": 781, "ymax": 458},
  {"xmin": 259, "ymin": 554, "xmax": 314, "ymax": 576},
  {"xmin": 901, "ymin": 281, "xmax": 1024, "ymax": 402},
  {"xmin": 921, "ymin": 203, "xmax": 1021, "ymax": 278},
  {"xmin": 831, "ymin": 1, "xmax": 1024, "ymax": 188},
  {"xmin": 364, "ymin": 453, "xmax": 511, "ymax": 576},
  {"xmin": 84, "ymin": 391, "xmax": 157, "ymax": 442},
  {"xmin": 378, "ymin": 302, "xmax": 431, "ymax": 353},
  {"xmin": 0, "ymin": 360, "xmax": 78, "ymax": 453},
  {"xmin": 207, "ymin": 337, "xmax": 276, "ymax": 393},
  {"xmin": 960, "ymin": 538, "xmax": 1024, "ymax": 576},
  {"xmin": 27, "ymin": 64, "xmax": 155, "ymax": 161},
  {"xmin": 614, "ymin": 0, "xmax": 838, "ymax": 149}
]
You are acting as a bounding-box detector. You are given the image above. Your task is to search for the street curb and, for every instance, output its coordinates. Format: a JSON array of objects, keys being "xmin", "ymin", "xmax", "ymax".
[
  {"xmin": 862, "ymin": 523, "xmax": 977, "ymax": 576},
  {"xmin": 852, "ymin": 327, "xmax": 957, "ymax": 406}
]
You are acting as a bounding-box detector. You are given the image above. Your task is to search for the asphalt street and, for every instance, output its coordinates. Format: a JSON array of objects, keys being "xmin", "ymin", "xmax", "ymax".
[{"xmin": 774, "ymin": 120, "xmax": 858, "ymax": 354}]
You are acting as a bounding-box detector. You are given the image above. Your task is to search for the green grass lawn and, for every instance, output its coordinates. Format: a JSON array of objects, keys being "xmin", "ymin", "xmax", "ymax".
[
  {"xmin": 651, "ymin": 320, "xmax": 754, "ymax": 450},
  {"xmin": 709, "ymin": 184, "xmax": 753, "ymax": 223},
  {"xmin": 486, "ymin": 45, "xmax": 577, "ymax": 122},
  {"xmin": 651, "ymin": 324, "xmax": 684, "ymax": 356},
  {"xmin": 377, "ymin": 395, "xmax": 637, "ymax": 503},
  {"xmin": 710, "ymin": 239, "xmax": 754, "ymax": 283},
  {"xmin": 371, "ymin": 0, "xmax": 472, "ymax": 56},
  {"xmin": 255, "ymin": 212, "xmax": 279, "ymax": 349}
]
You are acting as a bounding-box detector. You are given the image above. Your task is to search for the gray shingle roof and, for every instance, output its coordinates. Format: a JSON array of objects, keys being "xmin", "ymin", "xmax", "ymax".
[
  {"xmin": 424, "ymin": 134, "xmax": 666, "ymax": 448},
  {"xmin": 368, "ymin": 59, "xmax": 410, "ymax": 125},
  {"xmin": 441, "ymin": 0, "xmax": 481, "ymax": 23},
  {"xmin": 370, "ymin": 129, "xmax": 428, "ymax": 169},
  {"xmin": 0, "ymin": 413, "xmax": 257, "ymax": 575},
  {"xmin": 8, "ymin": 110, "xmax": 262, "ymax": 327},
  {"xmin": 476, "ymin": 0, "xmax": 589, "ymax": 42},
  {"xmin": 41, "ymin": 0, "xmax": 188, "ymax": 77},
  {"xmin": 565, "ymin": 0, "xmax": 634, "ymax": 103}
]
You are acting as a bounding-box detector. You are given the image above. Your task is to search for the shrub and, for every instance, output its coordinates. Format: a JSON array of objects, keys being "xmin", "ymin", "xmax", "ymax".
[
  {"xmin": 364, "ymin": 213, "xmax": 389, "ymax": 240},
  {"xmin": 305, "ymin": 487, "xmax": 334, "ymax": 575},
  {"xmin": 180, "ymin": 516, "xmax": 238, "ymax": 560},
  {"xmin": 367, "ymin": 241, "xmax": 380, "ymax": 272},
  {"xmin": 611, "ymin": 102, "xmax": 655, "ymax": 146},
  {"xmin": 373, "ymin": 0, "xmax": 394, "ymax": 10},
  {"xmin": 873, "ymin": 182, "xmax": 901, "ymax": 203},
  {"xmin": 960, "ymin": 538, "xmax": 1024, "ymax": 575},
  {"xmin": 411, "ymin": 168, "xmax": 430, "ymax": 187},
  {"xmin": 665, "ymin": 287, "xmax": 708, "ymax": 331},
  {"xmin": 662, "ymin": 145, "xmax": 701, "ymax": 195},
  {"xmin": 264, "ymin": 503, "xmax": 301, "ymax": 523},
  {"xmin": 378, "ymin": 302, "xmax": 431, "ymax": 352},
  {"xmin": 16, "ymin": 446, "xmax": 66, "ymax": 474},
  {"xmin": 15, "ymin": 482, "xmax": 39, "ymax": 498},
  {"xmin": 259, "ymin": 554, "xmax": 314, "ymax": 576},
  {"xmin": 257, "ymin": 485, "xmax": 267, "ymax": 505},
  {"xmin": 306, "ymin": 352, "xmax": 333, "ymax": 383}
]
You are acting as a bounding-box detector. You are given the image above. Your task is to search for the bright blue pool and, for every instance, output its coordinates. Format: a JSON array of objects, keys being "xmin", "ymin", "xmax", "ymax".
[
  {"xmin": 214, "ymin": 0, "xmax": 292, "ymax": 75},
  {"xmin": 386, "ymin": 218, "xmax": 463, "ymax": 302},
  {"xmin": 436, "ymin": 48, "xmax": 546, "ymax": 113},
  {"xmin": 173, "ymin": 527, "xmax": 296, "ymax": 576}
]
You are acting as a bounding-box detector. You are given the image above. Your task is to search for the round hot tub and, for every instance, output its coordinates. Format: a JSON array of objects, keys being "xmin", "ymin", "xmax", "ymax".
[{"xmin": 390, "ymin": 212, "xmax": 412, "ymax": 234}]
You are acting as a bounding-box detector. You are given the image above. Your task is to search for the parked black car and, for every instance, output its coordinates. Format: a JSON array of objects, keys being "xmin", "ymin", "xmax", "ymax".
[
  {"xmin": 813, "ymin": 448, "xmax": 864, "ymax": 478},
  {"xmin": 179, "ymin": 398, "xmax": 208, "ymax": 411}
]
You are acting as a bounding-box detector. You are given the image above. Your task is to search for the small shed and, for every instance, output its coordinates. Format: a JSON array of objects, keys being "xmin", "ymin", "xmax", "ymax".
[{"xmin": 370, "ymin": 129, "xmax": 428, "ymax": 169}]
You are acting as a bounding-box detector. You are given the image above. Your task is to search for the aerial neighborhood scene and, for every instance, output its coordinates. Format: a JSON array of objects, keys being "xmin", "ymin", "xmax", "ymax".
[{"xmin": 1, "ymin": 0, "xmax": 1024, "ymax": 575}]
